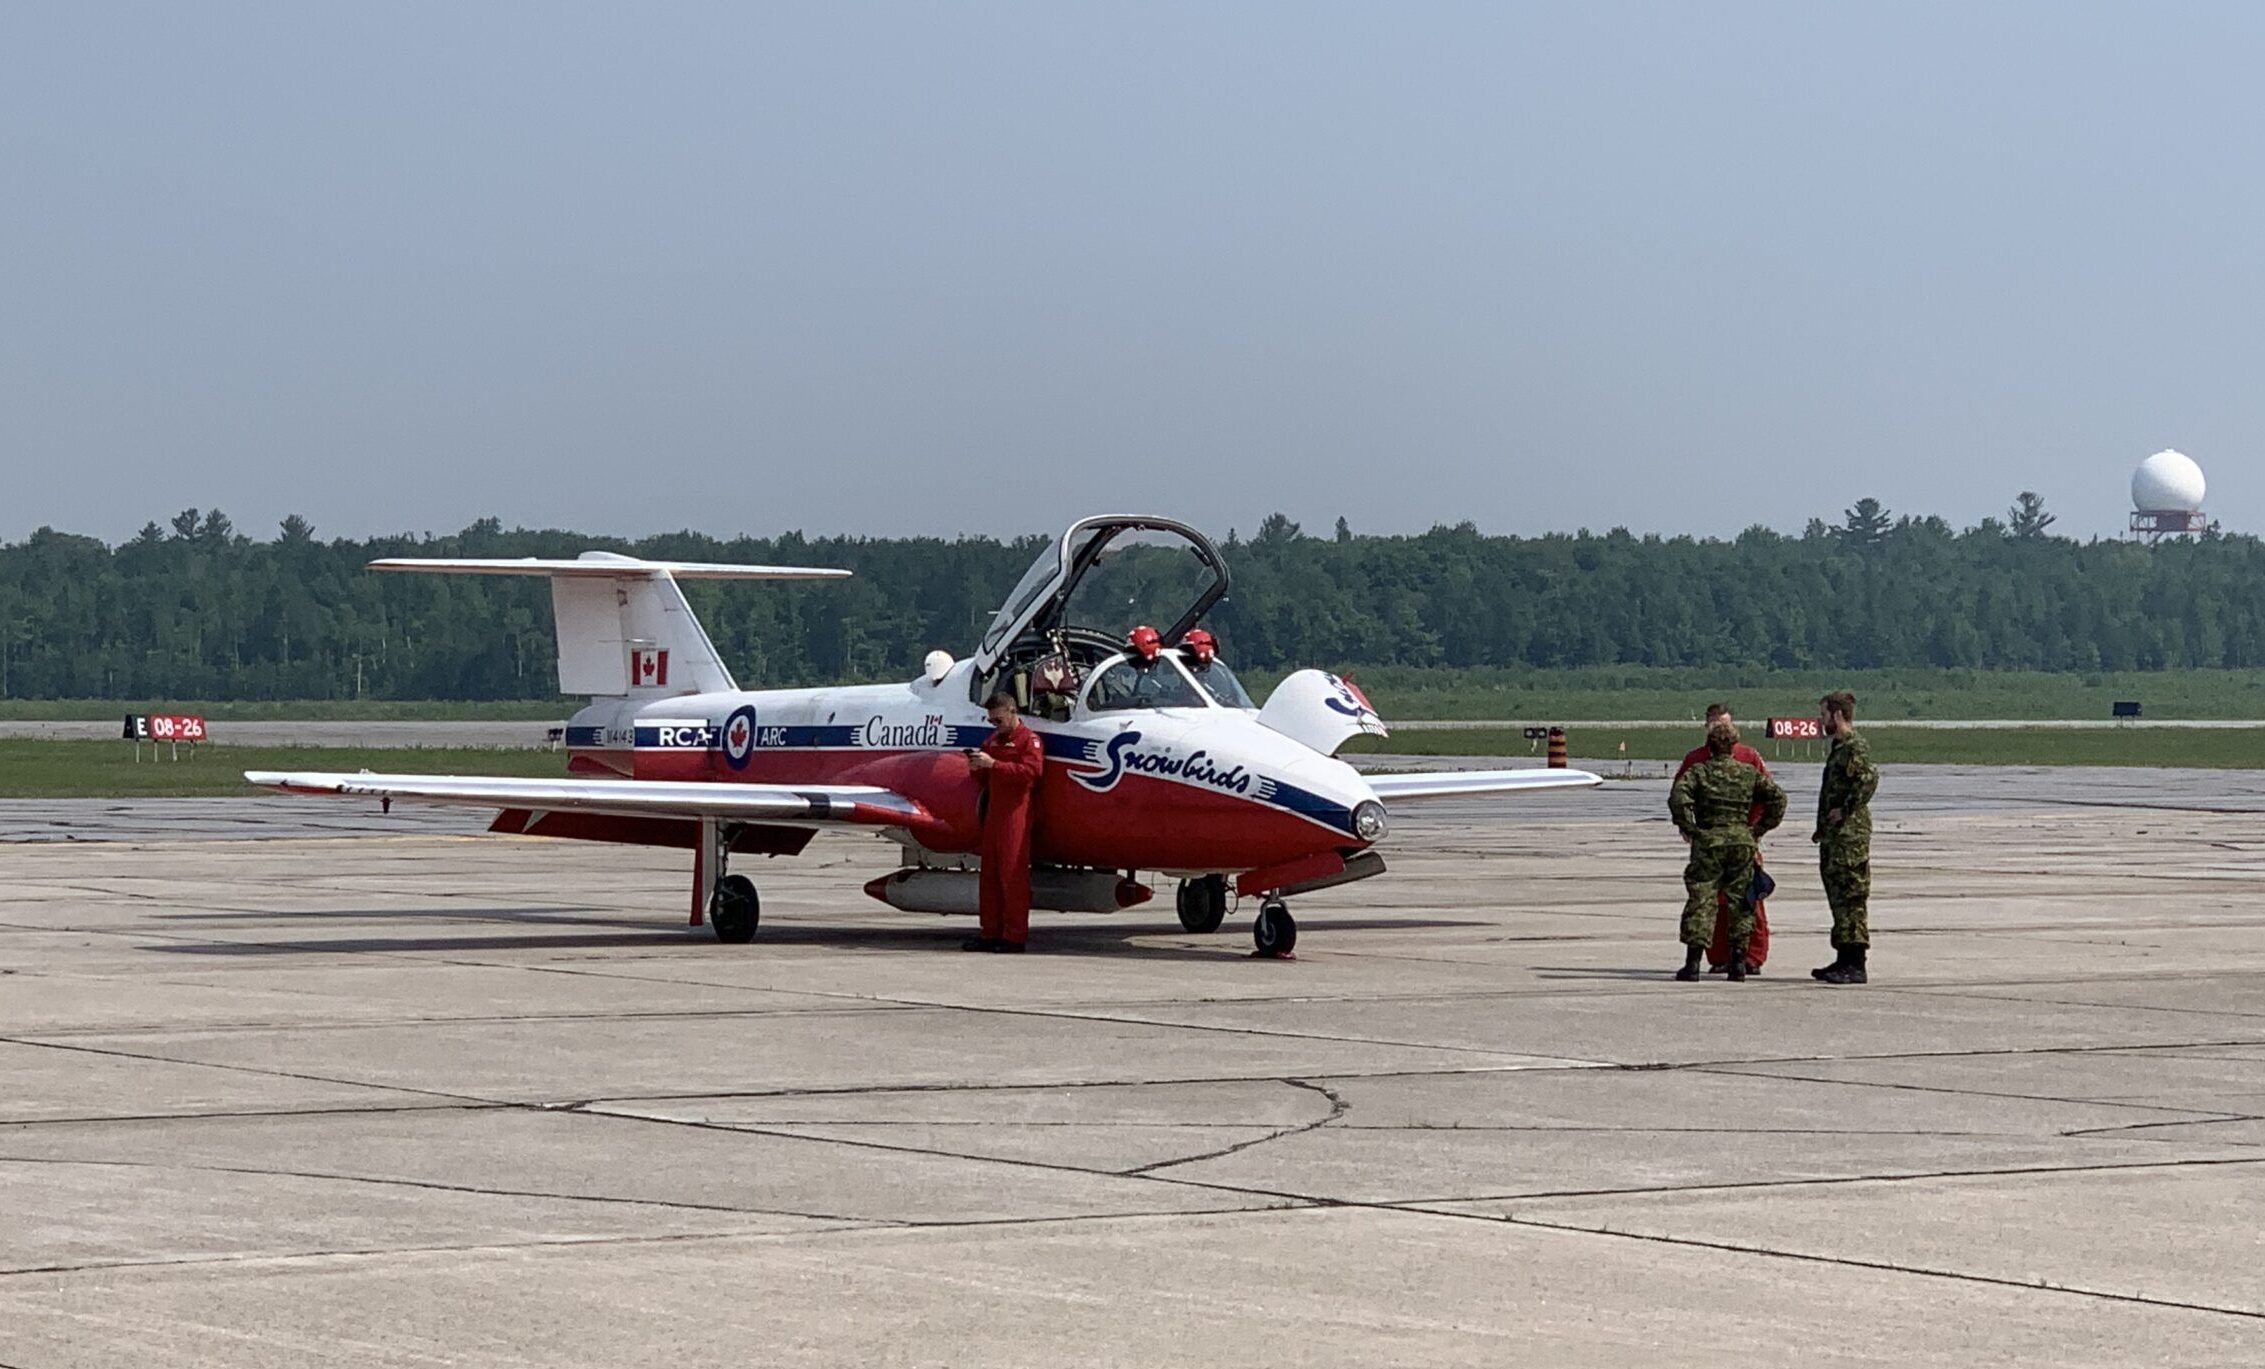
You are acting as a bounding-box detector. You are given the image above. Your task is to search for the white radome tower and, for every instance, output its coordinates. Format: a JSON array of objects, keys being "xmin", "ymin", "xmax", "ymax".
[{"xmin": 2130, "ymin": 449, "xmax": 2208, "ymax": 539}]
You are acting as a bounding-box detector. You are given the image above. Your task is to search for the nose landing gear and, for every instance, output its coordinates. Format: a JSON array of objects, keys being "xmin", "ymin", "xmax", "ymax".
[{"xmin": 1252, "ymin": 898, "xmax": 1297, "ymax": 958}]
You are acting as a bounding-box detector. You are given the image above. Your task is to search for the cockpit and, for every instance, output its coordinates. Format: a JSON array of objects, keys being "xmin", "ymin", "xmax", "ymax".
[
  {"xmin": 971, "ymin": 516, "xmax": 1239, "ymax": 720},
  {"xmin": 1085, "ymin": 653, "xmax": 1207, "ymax": 712},
  {"xmin": 1182, "ymin": 653, "xmax": 1256, "ymax": 710},
  {"xmin": 1079, "ymin": 649, "xmax": 1259, "ymax": 714}
]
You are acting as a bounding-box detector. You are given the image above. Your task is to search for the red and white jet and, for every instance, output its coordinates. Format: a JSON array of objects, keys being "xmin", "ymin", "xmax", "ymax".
[{"xmin": 250, "ymin": 515, "xmax": 1599, "ymax": 953}]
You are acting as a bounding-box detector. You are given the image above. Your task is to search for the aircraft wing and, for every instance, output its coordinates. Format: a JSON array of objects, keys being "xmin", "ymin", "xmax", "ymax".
[
  {"xmin": 245, "ymin": 771, "xmax": 928, "ymax": 828},
  {"xmin": 1364, "ymin": 768, "xmax": 1604, "ymax": 802}
]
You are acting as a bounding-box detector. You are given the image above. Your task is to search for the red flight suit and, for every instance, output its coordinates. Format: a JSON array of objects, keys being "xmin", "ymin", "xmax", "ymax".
[
  {"xmin": 977, "ymin": 722, "xmax": 1045, "ymax": 945},
  {"xmin": 1675, "ymin": 741, "xmax": 1773, "ymax": 969}
]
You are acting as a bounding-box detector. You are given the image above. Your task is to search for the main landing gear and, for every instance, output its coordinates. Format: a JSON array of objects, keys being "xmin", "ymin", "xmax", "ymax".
[
  {"xmin": 698, "ymin": 818, "xmax": 760, "ymax": 944},
  {"xmin": 1252, "ymin": 899, "xmax": 1297, "ymax": 958},
  {"xmin": 1175, "ymin": 875, "xmax": 1228, "ymax": 934},
  {"xmin": 710, "ymin": 874, "xmax": 760, "ymax": 944}
]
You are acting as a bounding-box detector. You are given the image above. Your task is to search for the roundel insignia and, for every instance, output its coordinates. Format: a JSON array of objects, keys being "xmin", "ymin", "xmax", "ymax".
[{"xmin": 721, "ymin": 705, "xmax": 758, "ymax": 770}]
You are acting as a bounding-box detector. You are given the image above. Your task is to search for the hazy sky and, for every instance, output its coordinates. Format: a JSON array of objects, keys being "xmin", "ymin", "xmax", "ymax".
[{"xmin": 4, "ymin": 2, "xmax": 2260, "ymax": 546}]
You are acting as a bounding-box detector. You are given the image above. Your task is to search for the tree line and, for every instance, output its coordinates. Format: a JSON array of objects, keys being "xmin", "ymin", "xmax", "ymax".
[{"xmin": 0, "ymin": 497, "xmax": 2257, "ymax": 701}]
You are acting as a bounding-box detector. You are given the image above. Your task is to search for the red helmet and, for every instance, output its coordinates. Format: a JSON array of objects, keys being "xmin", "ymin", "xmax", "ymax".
[
  {"xmin": 1126, "ymin": 624, "xmax": 1162, "ymax": 661},
  {"xmin": 1181, "ymin": 628, "xmax": 1217, "ymax": 662}
]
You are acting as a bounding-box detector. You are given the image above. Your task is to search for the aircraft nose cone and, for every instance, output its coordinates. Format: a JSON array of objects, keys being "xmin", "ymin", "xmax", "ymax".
[{"xmin": 1342, "ymin": 771, "xmax": 1387, "ymax": 842}]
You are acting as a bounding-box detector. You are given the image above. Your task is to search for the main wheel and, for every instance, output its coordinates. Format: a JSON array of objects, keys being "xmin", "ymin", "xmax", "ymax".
[
  {"xmin": 1252, "ymin": 899, "xmax": 1297, "ymax": 957},
  {"xmin": 1176, "ymin": 875, "xmax": 1228, "ymax": 934},
  {"xmin": 710, "ymin": 874, "xmax": 760, "ymax": 944}
]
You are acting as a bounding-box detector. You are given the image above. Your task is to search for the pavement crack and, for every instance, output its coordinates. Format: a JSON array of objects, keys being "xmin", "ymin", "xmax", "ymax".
[
  {"xmin": 1878, "ymin": 984, "xmax": 2265, "ymax": 1023},
  {"xmin": 1449, "ymin": 1207, "xmax": 2265, "ymax": 1322},
  {"xmin": 575, "ymin": 1102, "xmax": 1326, "ymax": 1207},
  {"xmin": 0, "ymin": 1229, "xmax": 865, "ymax": 1281},
  {"xmin": 18, "ymin": 1001, "xmax": 911, "ymax": 1040},
  {"xmin": 2060, "ymin": 1116, "xmax": 2263, "ymax": 1140},
  {"xmin": 0, "ymin": 1035, "xmax": 493, "ymax": 1108},
  {"xmin": 727, "ymin": 991, "xmax": 1571, "ymax": 1064},
  {"xmin": 0, "ymin": 1154, "xmax": 868, "ymax": 1223},
  {"xmin": 1384, "ymin": 1151, "xmax": 2265, "ymax": 1208},
  {"xmin": 1681, "ymin": 1035, "xmax": 2265, "ymax": 1075},
  {"xmin": 1342, "ymin": 1124, "xmax": 2034, "ymax": 1138},
  {"xmin": 575, "ymin": 1061, "xmax": 1600, "ymax": 1108},
  {"xmin": 1688, "ymin": 1064, "xmax": 2244, "ymax": 1119},
  {"xmin": 0, "ymin": 1101, "xmax": 496, "ymax": 1130},
  {"xmin": 0, "ymin": 1204, "xmax": 1324, "ymax": 1284},
  {"xmin": 1123, "ymin": 1079, "xmax": 1348, "ymax": 1176}
]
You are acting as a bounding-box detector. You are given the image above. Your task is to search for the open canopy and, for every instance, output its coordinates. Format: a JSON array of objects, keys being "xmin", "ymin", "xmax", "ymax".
[{"xmin": 974, "ymin": 515, "xmax": 1231, "ymax": 674}]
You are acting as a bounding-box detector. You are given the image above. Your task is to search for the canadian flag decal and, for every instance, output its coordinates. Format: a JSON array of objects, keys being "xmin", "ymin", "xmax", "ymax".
[{"xmin": 631, "ymin": 648, "xmax": 669, "ymax": 688}]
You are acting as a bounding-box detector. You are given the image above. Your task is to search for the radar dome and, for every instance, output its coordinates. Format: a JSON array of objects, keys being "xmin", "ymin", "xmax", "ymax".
[{"xmin": 2132, "ymin": 449, "xmax": 2206, "ymax": 514}]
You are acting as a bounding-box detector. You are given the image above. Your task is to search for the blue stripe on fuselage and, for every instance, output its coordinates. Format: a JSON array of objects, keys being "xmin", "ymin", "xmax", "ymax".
[
  {"xmin": 588, "ymin": 718, "xmax": 1355, "ymax": 837},
  {"xmin": 1040, "ymin": 732, "xmax": 1100, "ymax": 765},
  {"xmin": 1254, "ymin": 776, "xmax": 1357, "ymax": 836},
  {"xmin": 613, "ymin": 722, "xmax": 998, "ymax": 751}
]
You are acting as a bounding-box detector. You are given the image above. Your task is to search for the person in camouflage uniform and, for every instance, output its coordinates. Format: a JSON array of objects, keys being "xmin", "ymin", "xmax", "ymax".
[
  {"xmin": 1668, "ymin": 719, "xmax": 1788, "ymax": 982},
  {"xmin": 1811, "ymin": 690, "xmax": 1879, "ymax": 984}
]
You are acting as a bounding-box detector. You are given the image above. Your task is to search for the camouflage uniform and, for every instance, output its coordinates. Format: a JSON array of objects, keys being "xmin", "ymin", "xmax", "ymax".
[
  {"xmin": 1812, "ymin": 729, "xmax": 1879, "ymax": 947},
  {"xmin": 1670, "ymin": 756, "xmax": 1788, "ymax": 948}
]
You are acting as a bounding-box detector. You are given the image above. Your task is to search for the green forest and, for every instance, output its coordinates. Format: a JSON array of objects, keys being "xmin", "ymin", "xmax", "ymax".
[{"xmin": 0, "ymin": 500, "xmax": 2259, "ymax": 702}]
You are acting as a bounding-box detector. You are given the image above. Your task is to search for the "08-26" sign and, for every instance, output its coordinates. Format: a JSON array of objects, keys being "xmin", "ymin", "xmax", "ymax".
[{"xmin": 123, "ymin": 714, "xmax": 208, "ymax": 742}]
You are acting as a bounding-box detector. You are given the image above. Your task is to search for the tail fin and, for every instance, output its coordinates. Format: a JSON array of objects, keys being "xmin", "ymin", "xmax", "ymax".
[{"xmin": 368, "ymin": 551, "xmax": 851, "ymax": 697}]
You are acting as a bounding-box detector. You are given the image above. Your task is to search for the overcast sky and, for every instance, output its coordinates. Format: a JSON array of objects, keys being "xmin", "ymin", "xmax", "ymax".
[{"xmin": 3, "ymin": 2, "xmax": 2259, "ymax": 546}]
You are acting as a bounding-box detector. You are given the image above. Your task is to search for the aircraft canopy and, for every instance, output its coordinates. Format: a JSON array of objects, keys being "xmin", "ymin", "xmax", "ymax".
[{"xmin": 974, "ymin": 515, "xmax": 1231, "ymax": 675}]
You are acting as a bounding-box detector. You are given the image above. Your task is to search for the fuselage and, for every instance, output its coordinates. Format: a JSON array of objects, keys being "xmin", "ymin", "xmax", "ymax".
[{"xmin": 562, "ymin": 660, "xmax": 1379, "ymax": 874}]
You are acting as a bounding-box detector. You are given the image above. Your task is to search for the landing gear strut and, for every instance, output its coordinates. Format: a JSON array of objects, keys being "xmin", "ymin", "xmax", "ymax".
[
  {"xmin": 1176, "ymin": 875, "xmax": 1228, "ymax": 934},
  {"xmin": 1252, "ymin": 898, "xmax": 1297, "ymax": 957}
]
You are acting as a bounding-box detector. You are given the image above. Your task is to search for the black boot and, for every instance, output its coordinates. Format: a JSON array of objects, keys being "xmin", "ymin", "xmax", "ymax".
[
  {"xmin": 1812, "ymin": 943, "xmax": 1848, "ymax": 981},
  {"xmin": 1675, "ymin": 944, "xmax": 1702, "ymax": 981},
  {"xmin": 1822, "ymin": 945, "xmax": 1868, "ymax": 984},
  {"xmin": 1726, "ymin": 943, "xmax": 1748, "ymax": 982},
  {"xmin": 961, "ymin": 936, "xmax": 1001, "ymax": 952}
]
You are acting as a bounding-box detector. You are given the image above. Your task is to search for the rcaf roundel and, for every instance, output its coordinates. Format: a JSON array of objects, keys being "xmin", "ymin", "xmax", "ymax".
[{"xmin": 721, "ymin": 704, "xmax": 758, "ymax": 769}]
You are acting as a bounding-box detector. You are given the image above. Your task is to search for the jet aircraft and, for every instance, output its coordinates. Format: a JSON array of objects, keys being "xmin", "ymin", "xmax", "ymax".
[{"xmin": 250, "ymin": 515, "xmax": 1600, "ymax": 954}]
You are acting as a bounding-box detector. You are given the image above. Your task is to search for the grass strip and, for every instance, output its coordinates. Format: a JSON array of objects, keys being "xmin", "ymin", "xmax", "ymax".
[{"xmin": 1348, "ymin": 725, "xmax": 2265, "ymax": 768}]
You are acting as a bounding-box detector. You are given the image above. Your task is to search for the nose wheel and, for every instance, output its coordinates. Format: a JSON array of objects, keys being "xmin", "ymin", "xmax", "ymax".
[
  {"xmin": 1252, "ymin": 899, "xmax": 1297, "ymax": 957},
  {"xmin": 1176, "ymin": 875, "xmax": 1228, "ymax": 933},
  {"xmin": 710, "ymin": 874, "xmax": 760, "ymax": 943}
]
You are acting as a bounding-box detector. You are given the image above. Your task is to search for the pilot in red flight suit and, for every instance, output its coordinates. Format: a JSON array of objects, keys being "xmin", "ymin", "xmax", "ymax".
[
  {"xmin": 1674, "ymin": 704, "xmax": 1773, "ymax": 972},
  {"xmin": 964, "ymin": 690, "xmax": 1045, "ymax": 953}
]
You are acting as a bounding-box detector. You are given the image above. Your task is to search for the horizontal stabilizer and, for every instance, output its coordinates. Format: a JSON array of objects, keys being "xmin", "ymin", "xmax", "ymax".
[
  {"xmin": 247, "ymin": 771, "xmax": 927, "ymax": 828},
  {"xmin": 1363, "ymin": 768, "xmax": 1603, "ymax": 802},
  {"xmin": 368, "ymin": 553, "xmax": 850, "ymax": 581}
]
